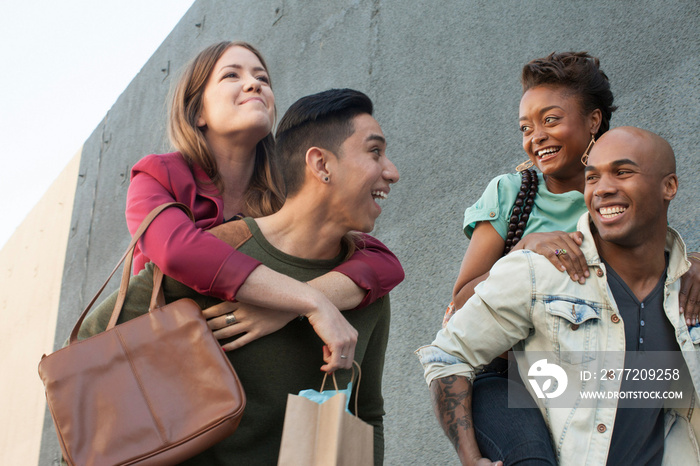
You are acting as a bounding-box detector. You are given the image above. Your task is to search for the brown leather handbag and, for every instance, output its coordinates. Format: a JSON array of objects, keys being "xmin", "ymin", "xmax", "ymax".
[{"xmin": 38, "ymin": 203, "xmax": 246, "ymax": 465}]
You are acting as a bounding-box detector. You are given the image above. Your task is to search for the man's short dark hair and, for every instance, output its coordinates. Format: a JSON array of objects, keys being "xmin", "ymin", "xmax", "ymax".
[{"xmin": 275, "ymin": 89, "xmax": 373, "ymax": 197}]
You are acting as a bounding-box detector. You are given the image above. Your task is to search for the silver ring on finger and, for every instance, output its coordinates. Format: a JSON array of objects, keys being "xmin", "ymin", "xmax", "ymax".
[
  {"xmin": 225, "ymin": 312, "xmax": 237, "ymax": 326},
  {"xmin": 340, "ymin": 355, "xmax": 348, "ymax": 359}
]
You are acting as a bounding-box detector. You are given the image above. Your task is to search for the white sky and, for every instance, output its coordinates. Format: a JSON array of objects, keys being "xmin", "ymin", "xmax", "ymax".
[{"xmin": 0, "ymin": 0, "xmax": 196, "ymax": 249}]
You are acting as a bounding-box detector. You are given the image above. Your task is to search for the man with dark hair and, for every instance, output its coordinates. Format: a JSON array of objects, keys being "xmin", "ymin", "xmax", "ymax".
[
  {"xmin": 418, "ymin": 127, "xmax": 699, "ymax": 465},
  {"xmin": 275, "ymin": 88, "xmax": 375, "ymax": 196},
  {"xmin": 80, "ymin": 88, "xmax": 400, "ymax": 464}
]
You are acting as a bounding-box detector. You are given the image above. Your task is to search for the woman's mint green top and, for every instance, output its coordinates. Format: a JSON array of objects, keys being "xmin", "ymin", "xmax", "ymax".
[{"xmin": 463, "ymin": 172, "xmax": 586, "ymax": 239}]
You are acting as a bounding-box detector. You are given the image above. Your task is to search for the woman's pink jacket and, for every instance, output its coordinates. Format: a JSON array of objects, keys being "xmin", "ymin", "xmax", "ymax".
[{"xmin": 126, "ymin": 152, "xmax": 404, "ymax": 306}]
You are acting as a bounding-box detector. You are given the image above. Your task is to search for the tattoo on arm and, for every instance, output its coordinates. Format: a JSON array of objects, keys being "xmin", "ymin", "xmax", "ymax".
[{"xmin": 430, "ymin": 375, "xmax": 474, "ymax": 452}]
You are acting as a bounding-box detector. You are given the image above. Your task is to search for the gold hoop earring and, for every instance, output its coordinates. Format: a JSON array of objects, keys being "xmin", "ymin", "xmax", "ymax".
[
  {"xmin": 515, "ymin": 160, "xmax": 534, "ymax": 172},
  {"xmin": 581, "ymin": 135, "xmax": 595, "ymax": 166}
]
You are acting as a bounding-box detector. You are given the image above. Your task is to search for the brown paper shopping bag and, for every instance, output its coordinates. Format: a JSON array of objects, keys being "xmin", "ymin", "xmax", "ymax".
[{"xmin": 278, "ymin": 363, "xmax": 374, "ymax": 466}]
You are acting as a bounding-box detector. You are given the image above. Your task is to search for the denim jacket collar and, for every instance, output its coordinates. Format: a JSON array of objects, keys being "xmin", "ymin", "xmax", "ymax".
[{"xmin": 576, "ymin": 212, "xmax": 690, "ymax": 285}]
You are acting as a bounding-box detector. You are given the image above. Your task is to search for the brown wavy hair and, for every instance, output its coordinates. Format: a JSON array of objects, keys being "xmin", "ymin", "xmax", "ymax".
[{"xmin": 168, "ymin": 41, "xmax": 284, "ymax": 217}]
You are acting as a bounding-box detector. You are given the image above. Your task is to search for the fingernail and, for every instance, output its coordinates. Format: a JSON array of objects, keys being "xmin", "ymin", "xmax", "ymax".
[
  {"xmin": 686, "ymin": 318, "xmax": 691, "ymax": 326},
  {"xmin": 584, "ymin": 271, "xmax": 590, "ymax": 277},
  {"xmin": 573, "ymin": 274, "xmax": 579, "ymax": 281}
]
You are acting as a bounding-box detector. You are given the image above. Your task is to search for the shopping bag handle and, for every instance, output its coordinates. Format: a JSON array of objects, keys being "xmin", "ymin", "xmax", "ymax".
[{"xmin": 320, "ymin": 360, "xmax": 362, "ymax": 418}]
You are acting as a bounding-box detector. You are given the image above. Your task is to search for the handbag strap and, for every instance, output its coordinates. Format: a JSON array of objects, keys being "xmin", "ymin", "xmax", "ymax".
[
  {"xmin": 319, "ymin": 361, "xmax": 363, "ymax": 418},
  {"xmin": 68, "ymin": 202, "xmax": 194, "ymax": 344},
  {"xmin": 150, "ymin": 266, "xmax": 167, "ymax": 310}
]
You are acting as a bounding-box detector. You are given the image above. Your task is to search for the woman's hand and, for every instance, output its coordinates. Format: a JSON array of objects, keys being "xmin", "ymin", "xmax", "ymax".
[
  {"xmin": 202, "ymin": 301, "xmax": 296, "ymax": 351},
  {"xmin": 231, "ymin": 265, "xmax": 358, "ymax": 372},
  {"xmin": 680, "ymin": 254, "xmax": 700, "ymax": 326},
  {"xmin": 513, "ymin": 231, "xmax": 588, "ymax": 284},
  {"xmin": 303, "ymin": 294, "xmax": 358, "ymax": 372},
  {"xmin": 202, "ymin": 287, "xmax": 357, "ymax": 373}
]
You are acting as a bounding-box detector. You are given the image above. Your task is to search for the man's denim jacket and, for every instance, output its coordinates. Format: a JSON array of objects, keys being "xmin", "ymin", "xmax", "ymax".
[{"xmin": 417, "ymin": 213, "xmax": 700, "ymax": 465}]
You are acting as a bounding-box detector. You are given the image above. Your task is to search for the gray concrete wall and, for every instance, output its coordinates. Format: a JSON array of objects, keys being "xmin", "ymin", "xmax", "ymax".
[{"xmin": 41, "ymin": 0, "xmax": 699, "ymax": 464}]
